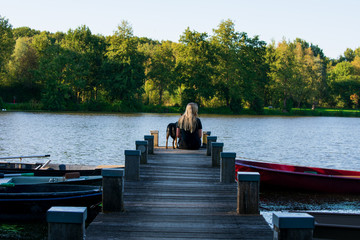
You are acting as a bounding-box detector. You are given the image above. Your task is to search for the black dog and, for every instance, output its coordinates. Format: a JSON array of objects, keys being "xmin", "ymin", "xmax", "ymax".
[{"xmin": 166, "ymin": 122, "xmax": 177, "ymax": 149}]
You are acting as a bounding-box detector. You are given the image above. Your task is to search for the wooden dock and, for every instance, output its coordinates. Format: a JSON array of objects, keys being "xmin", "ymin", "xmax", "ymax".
[{"xmin": 86, "ymin": 147, "xmax": 273, "ymax": 239}]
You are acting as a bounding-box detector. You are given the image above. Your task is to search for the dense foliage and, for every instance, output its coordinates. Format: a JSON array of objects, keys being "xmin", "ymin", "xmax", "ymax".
[{"xmin": 1, "ymin": 16, "xmax": 360, "ymax": 113}]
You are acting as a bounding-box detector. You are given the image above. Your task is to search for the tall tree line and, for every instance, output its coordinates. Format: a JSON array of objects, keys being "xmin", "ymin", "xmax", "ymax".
[{"xmin": 1, "ymin": 16, "xmax": 360, "ymax": 112}]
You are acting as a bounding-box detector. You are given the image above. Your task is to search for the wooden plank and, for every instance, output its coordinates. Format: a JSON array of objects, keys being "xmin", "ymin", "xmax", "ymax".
[{"xmin": 86, "ymin": 147, "xmax": 273, "ymax": 239}]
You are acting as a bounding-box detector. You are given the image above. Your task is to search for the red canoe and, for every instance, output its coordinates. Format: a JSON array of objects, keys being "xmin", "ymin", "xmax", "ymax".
[{"xmin": 235, "ymin": 159, "xmax": 360, "ymax": 194}]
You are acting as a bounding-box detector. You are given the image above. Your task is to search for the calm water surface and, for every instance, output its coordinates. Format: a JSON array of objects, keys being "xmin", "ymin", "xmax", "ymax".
[
  {"xmin": 0, "ymin": 112, "xmax": 359, "ymax": 171},
  {"xmin": 1, "ymin": 112, "xmax": 360, "ymax": 236}
]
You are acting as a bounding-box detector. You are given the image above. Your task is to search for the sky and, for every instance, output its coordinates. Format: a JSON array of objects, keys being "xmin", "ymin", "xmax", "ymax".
[{"xmin": 1, "ymin": 0, "xmax": 360, "ymax": 59}]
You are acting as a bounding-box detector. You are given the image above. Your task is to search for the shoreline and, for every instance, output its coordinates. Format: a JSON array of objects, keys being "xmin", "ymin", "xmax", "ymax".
[{"xmin": 2, "ymin": 105, "xmax": 360, "ymax": 118}]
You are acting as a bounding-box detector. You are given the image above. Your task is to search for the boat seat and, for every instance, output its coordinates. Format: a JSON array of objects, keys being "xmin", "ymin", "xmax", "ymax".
[
  {"xmin": 64, "ymin": 172, "xmax": 81, "ymax": 179},
  {"xmin": 0, "ymin": 178, "xmax": 12, "ymax": 184}
]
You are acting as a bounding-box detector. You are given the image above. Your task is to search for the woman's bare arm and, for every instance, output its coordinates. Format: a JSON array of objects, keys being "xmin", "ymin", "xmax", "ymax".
[{"xmin": 176, "ymin": 127, "xmax": 180, "ymax": 139}]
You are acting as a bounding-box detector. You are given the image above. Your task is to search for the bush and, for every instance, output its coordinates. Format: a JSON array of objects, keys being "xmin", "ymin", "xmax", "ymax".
[
  {"xmin": 85, "ymin": 99, "xmax": 111, "ymax": 112},
  {"xmin": 111, "ymin": 100, "xmax": 142, "ymax": 113},
  {"xmin": 229, "ymin": 97, "xmax": 242, "ymax": 114},
  {"xmin": 180, "ymin": 89, "xmax": 197, "ymax": 107},
  {"xmin": 0, "ymin": 97, "xmax": 4, "ymax": 109},
  {"xmin": 250, "ymin": 97, "xmax": 264, "ymax": 115}
]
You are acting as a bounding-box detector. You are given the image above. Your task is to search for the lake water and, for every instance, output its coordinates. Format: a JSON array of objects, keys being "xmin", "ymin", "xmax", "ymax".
[
  {"xmin": 1, "ymin": 111, "xmax": 360, "ymax": 237},
  {"xmin": 0, "ymin": 112, "xmax": 359, "ymax": 171}
]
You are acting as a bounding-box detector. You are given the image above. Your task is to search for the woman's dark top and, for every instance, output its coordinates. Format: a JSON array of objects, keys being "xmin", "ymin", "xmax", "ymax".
[{"xmin": 178, "ymin": 118, "xmax": 202, "ymax": 150}]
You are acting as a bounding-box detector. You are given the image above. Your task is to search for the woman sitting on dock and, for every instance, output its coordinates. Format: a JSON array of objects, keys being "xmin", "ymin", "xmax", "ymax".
[{"xmin": 176, "ymin": 102, "xmax": 202, "ymax": 150}]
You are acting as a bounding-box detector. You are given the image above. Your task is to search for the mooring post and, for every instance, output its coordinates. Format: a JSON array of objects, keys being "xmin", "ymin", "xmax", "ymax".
[
  {"xmin": 202, "ymin": 131, "xmax": 211, "ymax": 148},
  {"xmin": 125, "ymin": 150, "xmax": 141, "ymax": 181},
  {"xmin": 136, "ymin": 140, "xmax": 148, "ymax": 164},
  {"xmin": 237, "ymin": 172, "xmax": 260, "ymax": 215},
  {"xmin": 150, "ymin": 130, "xmax": 159, "ymax": 147},
  {"xmin": 144, "ymin": 135, "xmax": 154, "ymax": 154},
  {"xmin": 47, "ymin": 206, "xmax": 87, "ymax": 240},
  {"xmin": 102, "ymin": 168, "xmax": 125, "ymax": 212},
  {"xmin": 273, "ymin": 213, "xmax": 315, "ymax": 240},
  {"xmin": 220, "ymin": 152, "xmax": 236, "ymax": 183},
  {"xmin": 206, "ymin": 136, "xmax": 217, "ymax": 156},
  {"xmin": 211, "ymin": 142, "xmax": 223, "ymax": 167}
]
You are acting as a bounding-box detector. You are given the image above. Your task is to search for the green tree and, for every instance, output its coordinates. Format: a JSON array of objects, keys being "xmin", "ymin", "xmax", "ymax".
[
  {"xmin": 0, "ymin": 16, "xmax": 15, "ymax": 75},
  {"xmin": 211, "ymin": 19, "xmax": 268, "ymax": 113},
  {"xmin": 61, "ymin": 25, "xmax": 106, "ymax": 103},
  {"xmin": 7, "ymin": 37, "xmax": 41, "ymax": 101},
  {"xmin": 237, "ymin": 33, "xmax": 268, "ymax": 113},
  {"xmin": 12, "ymin": 27, "xmax": 40, "ymax": 39},
  {"xmin": 143, "ymin": 41, "xmax": 177, "ymax": 105},
  {"xmin": 32, "ymin": 32, "xmax": 53, "ymax": 57},
  {"xmin": 177, "ymin": 27, "xmax": 215, "ymax": 105},
  {"xmin": 102, "ymin": 21, "xmax": 145, "ymax": 110},
  {"xmin": 343, "ymin": 48, "xmax": 355, "ymax": 62},
  {"xmin": 37, "ymin": 46, "xmax": 74, "ymax": 110},
  {"xmin": 32, "ymin": 32, "xmax": 80, "ymax": 110},
  {"xmin": 267, "ymin": 39, "xmax": 325, "ymax": 110},
  {"xmin": 352, "ymin": 56, "xmax": 360, "ymax": 75},
  {"xmin": 327, "ymin": 61, "xmax": 360, "ymax": 108},
  {"xmin": 211, "ymin": 19, "xmax": 240, "ymax": 108},
  {"xmin": 267, "ymin": 40, "xmax": 296, "ymax": 110},
  {"xmin": 292, "ymin": 41, "xmax": 324, "ymax": 108}
]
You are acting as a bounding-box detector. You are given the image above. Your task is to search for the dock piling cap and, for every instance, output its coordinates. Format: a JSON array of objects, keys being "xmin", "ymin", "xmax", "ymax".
[
  {"xmin": 125, "ymin": 150, "xmax": 141, "ymax": 156},
  {"xmin": 272, "ymin": 213, "xmax": 314, "ymax": 229},
  {"xmin": 207, "ymin": 136, "xmax": 217, "ymax": 141},
  {"xmin": 135, "ymin": 140, "xmax": 148, "ymax": 145},
  {"xmin": 102, "ymin": 168, "xmax": 125, "ymax": 177},
  {"xmin": 211, "ymin": 142, "xmax": 224, "ymax": 147},
  {"xmin": 47, "ymin": 206, "xmax": 87, "ymax": 224},
  {"xmin": 237, "ymin": 172, "xmax": 260, "ymax": 182},
  {"xmin": 220, "ymin": 152, "xmax": 236, "ymax": 158}
]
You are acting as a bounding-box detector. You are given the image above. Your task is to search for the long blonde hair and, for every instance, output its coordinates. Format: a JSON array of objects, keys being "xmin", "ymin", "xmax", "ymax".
[{"xmin": 178, "ymin": 103, "xmax": 198, "ymax": 133}]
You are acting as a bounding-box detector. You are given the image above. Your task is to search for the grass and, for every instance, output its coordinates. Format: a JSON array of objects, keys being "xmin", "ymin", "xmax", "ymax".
[{"xmin": 290, "ymin": 108, "xmax": 360, "ymax": 117}]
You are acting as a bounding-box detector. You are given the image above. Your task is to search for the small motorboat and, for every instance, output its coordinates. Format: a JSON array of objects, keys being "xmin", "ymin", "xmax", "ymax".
[
  {"xmin": 236, "ymin": 159, "xmax": 360, "ymax": 194},
  {"xmin": 0, "ymin": 172, "xmax": 103, "ymax": 186},
  {"xmin": 0, "ymin": 155, "xmax": 123, "ymax": 176},
  {"xmin": 304, "ymin": 212, "xmax": 360, "ymax": 239},
  {"xmin": 0, "ymin": 184, "xmax": 102, "ymax": 221}
]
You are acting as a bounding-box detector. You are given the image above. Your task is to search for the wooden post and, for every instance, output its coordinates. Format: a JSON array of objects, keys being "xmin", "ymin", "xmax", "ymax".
[
  {"xmin": 211, "ymin": 142, "xmax": 223, "ymax": 167},
  {"xmin": 144, "ymin": 135, "xmax": 154, "ymax": 154},
  {"xmin": 47, "ymin": 206, "xmax": 87, "ymax": 240},
  {"xmin": 136, "ymin": 140, "xmax": 148, "ymax": 164},
  {"xmin": 273, "ymin": 213, "xmax": 315, "ymax": 240},
  {"xmin": 206, "ymin": 136, "xmax": 217, "ymax": 156},
  {"xmin": 237, "ymin": 172, "xmax": 260, "ymax": 215},
  {"xmin": 125, "ymin": 150, "xmax": 141, "ymax": 181},
  {"xmin": 102, "ymin": 168, "xmax": 125, "ymax": 212},
  {"xmin": 202, "ymin": 131, "xmax": 211, "ymax": 148},
  {"xmin": 150, "ymin": 130, "xmax": 159, "ymax": 147},
  {"xmin": 220, "ymin": 152, "xmax": 236, "ymax": 183}
]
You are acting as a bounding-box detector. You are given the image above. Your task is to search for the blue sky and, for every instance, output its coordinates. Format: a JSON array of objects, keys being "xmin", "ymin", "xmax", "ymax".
[{"xmin": 1, "ymin": 0, "xmax": 359, "ymax": 59}]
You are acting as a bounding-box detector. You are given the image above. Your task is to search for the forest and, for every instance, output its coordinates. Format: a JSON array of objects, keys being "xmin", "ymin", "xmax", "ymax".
[{"xmin": 1, "ymin": 15, "xmax": 360, "ymax": 114}]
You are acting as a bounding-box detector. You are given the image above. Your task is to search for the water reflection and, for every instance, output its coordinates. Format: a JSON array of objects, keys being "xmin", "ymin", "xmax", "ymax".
[{"xmin": 0, "ymin": 112, "xmax": 359, "ymax": 171}]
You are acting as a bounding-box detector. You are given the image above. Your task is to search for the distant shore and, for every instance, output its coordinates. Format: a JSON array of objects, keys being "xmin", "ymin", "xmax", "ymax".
[{"xmin": 2, "ymin": 103, "xmax": 360, "ymax": 118}]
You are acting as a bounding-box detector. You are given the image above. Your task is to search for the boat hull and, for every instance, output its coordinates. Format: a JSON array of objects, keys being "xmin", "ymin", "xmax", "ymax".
[
  {"xmin": 0, "ymin": 162, "xmax": 123, "ymax": 176},
  {"xmin": 235, "ymin": 159, "xmax": 360, "ymax": 194},
  {"xmin": 0, "ymin": 184, "xmax": 102, "ymax": 221},
  {"xmin": 305, "ymin": 212, "xmax": 360, "ymax": 240},
  {"xmin": 2, "ymin": 175, "xmax": 103, "ymax": 186}
]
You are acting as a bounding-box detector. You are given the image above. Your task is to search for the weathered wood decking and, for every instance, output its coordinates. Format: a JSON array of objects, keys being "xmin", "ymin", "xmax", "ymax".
[{"xmin": 86, "ymin": 147, "xmax": 273, "ymax": 239}]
